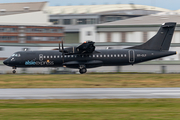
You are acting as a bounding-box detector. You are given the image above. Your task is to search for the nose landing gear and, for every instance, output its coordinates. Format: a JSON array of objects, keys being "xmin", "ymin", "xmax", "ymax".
[
  {"xmin": 79, "ymin": 65, "xmax": 87, "ymax": 74},
  {"xmin": 12, "ymin": 66, "xmax": 16, "ymax": 74}
]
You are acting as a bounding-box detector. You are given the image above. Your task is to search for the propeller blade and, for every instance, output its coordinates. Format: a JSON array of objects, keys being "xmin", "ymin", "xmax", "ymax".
[
  {"xmin": 59, "ymin": 42, "xmax": 61, "ymax": 52},
  {"xmin": 61, "ymin": 39, "xmax": 64, "ymax": 63},
  {"xmin": 62, "ymin": 41, "xmax": 64, "ymax": 51}
]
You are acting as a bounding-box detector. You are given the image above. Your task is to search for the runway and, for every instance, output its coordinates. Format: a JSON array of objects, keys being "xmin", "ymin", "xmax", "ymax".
[{"xmin": 0, "ymin": 88, "xmax": 180, "ymax": 99}]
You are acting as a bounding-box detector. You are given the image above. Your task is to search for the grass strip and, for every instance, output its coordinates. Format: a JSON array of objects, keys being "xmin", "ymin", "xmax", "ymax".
[
  {"xmin": 0, "ymin": 74, "xmax": 180, "ymax": 88},
  {"xmin": 0, "ymin": 99, "xmax": 179, "ymax": 120}
]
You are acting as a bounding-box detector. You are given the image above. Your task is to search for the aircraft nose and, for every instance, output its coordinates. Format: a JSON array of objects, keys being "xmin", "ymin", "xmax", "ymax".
[{"xmin": 3, "ymin": 59, "xmax": 8, "ymax": 65}]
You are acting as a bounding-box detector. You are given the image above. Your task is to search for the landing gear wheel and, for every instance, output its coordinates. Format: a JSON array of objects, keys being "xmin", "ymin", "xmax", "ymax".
[
  {"xmin": 12, "ymin": 70, "xmax": 16, "ymax": 74},
  {"xmin": 12, "ymin": 66, "xmax": 17, "ymax": 74},
  {"xmin": 79, "ymin": 68, "xmax": 87, "ymax": 74}
]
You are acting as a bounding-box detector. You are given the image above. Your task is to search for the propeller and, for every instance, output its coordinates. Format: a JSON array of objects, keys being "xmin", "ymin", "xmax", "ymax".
[{"xmin": 61, "ymin": 40, "xmax": 64, "ymax": 63}]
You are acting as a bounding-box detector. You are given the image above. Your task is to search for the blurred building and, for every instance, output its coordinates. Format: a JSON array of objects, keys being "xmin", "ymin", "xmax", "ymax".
[
  {"xmin": 80, "ymin": 13, "xmax": 180, "ymax": 61},
  {"xmin": 1, "ymin": 2, "xmax": 180, "ymax": 73},
  {"xmin": 0, "ymin": 25, "xmax": 64, "ymax": 44},
  {"xmin": 0, "ymin": 2, "xmax": 50, "ymax": 25},
  {"xmin": 49, "ymin": 4, "xmax": 171, "ymax": 43},
  {"xmin": 0, "ymin": 2, "xmax": 64, "ymax": 71}
]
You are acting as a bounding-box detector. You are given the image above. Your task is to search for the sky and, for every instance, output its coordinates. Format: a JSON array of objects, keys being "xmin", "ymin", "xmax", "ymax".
[{"xmin": 0, "ymin": 0, "xmax": 179, "ymax": 10}]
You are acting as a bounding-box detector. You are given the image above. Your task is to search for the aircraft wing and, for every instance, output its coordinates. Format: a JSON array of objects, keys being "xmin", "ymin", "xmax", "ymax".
[
  {"xmin": 76, "ymin": 41, "xmax": 95, "ymax": 54},
  {"xmin": 64, "ymin": 41, "xmax": 100, "ymax": 55}
]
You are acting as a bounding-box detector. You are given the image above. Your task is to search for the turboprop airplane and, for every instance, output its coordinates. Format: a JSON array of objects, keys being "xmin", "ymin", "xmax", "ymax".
[{"xmin": 3, "ymin": 22, "xmax": 177, "ymax": 74}]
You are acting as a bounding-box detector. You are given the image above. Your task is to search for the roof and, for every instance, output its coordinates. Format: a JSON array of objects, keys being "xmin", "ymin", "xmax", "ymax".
[
  {"xmin": 98, "ymin": 14, "xmax": 180, "ymax": 26},
  {"xmin": 48, "ymin": 4, "xmax": 171, "ymax": 15},
  {"xmin": 0, "ymin": 2, "xmax": 47, "ymax": 15}
]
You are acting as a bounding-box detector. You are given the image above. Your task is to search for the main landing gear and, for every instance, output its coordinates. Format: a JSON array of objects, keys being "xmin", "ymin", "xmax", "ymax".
[
  {"xmin": 79, "ymin": 65, "xmax": 87, "ymax": 74},
  {"xmin": 12, "ymin": 66, "xmax": 16, "ymax": 74}
]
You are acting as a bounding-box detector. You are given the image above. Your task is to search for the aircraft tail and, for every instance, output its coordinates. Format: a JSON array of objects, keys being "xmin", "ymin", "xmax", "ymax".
[{"xmin": 127, "ymin": 22, "xmax": 176, "ymax": 51}]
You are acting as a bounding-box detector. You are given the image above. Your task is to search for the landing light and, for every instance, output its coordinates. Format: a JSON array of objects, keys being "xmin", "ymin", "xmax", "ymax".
[{"xmin": 47, "ymin": 60, "xmax": 50, "ymax": 62}]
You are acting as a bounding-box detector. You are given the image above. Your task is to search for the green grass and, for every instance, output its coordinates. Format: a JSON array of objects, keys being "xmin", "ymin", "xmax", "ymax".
[
  {"xmin": 0, "ymin": 99, "xmax": 180, "ymax": 120},
  {"xmin": 0, "ymin": 74, "xmax": 180, "ymax": 88}
]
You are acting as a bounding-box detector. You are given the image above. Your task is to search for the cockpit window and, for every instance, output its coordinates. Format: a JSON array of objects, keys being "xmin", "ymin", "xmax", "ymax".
[{"xmin": 11, "ymin": 53, "xmax": 21, "ymax": 57}]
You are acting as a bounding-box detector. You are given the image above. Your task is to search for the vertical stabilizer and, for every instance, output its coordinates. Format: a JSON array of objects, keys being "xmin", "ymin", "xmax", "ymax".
[{"xmin": 127, "ymin": 22, "xmax": 176, "ymax": 51}]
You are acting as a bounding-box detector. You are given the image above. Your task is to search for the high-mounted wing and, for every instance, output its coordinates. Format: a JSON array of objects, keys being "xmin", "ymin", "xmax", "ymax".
[
  {"xmin": 61, "ymin": 41, "xmax": 99, "ymax": 55},
  {"xmin": 76, "ymin": 41, "xmax": 95, "ymax": 54}
]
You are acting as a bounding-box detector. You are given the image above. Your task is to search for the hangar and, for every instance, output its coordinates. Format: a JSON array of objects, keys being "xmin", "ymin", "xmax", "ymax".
[{"xmin": 49, "ymin": 4, "xmax": 171, "ymax": 43}]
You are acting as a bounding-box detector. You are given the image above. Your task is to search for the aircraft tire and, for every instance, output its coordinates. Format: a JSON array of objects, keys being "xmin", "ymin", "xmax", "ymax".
[
  {"xmin": 12, "ymin": 70, "xmax": 16, "ymax": 74},
  {"xmin": 79, "ymin": 68, "xmax": 87, "ymax": 74}
]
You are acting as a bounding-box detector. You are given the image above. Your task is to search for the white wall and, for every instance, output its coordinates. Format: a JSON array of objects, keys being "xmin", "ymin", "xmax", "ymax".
[
  {"xmin": 80, "ymin": 26, "xmax": 96, "ymax": 43},
  {"xmin": 0, "ymin": 11, "xmax": 50, "ymax": 25},
  {"xmin": 147, "ymin": 31, "xmax": 156, "ymax": 39},
  {"xmin": 126, "ymin": 32, "xmax": 143, "ymax": 42},
  {"xmin": 111, "ymin": 32, "xmax": 121, "ymax": 42},
  {"xmin": 98, "ymin": 32, "xmax": 106, "ymax": 42},
  {"xmin": 172, "ymin": 32, "xmax": 180, "ymax": 43}
]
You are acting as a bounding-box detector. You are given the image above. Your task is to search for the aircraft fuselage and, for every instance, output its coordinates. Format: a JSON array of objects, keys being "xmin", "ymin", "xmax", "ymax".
[{"xmin": 4, "ymin": 49, "xmax": 176, "ymax": 69}]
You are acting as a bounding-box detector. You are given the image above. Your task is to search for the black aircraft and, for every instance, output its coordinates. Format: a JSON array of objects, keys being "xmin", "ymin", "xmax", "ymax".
[{"xmin": 3, "ymin": 22, "xmax": 177, "ymax": 74}]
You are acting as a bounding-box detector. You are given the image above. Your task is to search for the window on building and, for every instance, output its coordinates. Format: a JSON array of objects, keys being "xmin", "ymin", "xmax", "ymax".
[
  {"xmin": 77, "ymin": 19, "xmax": 87, "ymax": 24},
  {"xmin": 0, "ymin": 36, "xmax": 17, "ymax": 41},
  {"xmin": 105, "ymin": 16, "xmax": 121, "ymax": 22},
  {"xmin": 87, "ymin": 31, "xmax": 92, "ymax": 36},
  {"xmin": 50, "ymin": 19, "xmax": 59, "ymax": 25},
  {"xmin": 87, "ymin": 18, "xmax": 97, "ymax": 24},
  {"xmin": 58, "ymin": 29, "xmax": 63, "ymax": 33},
  {"xmin": 27, "ymin": 36, "xmax": 31, "ymax": 41},
  {"xmin": 63, "ymin": 19, "xmax": 71, "ymax": 25}
]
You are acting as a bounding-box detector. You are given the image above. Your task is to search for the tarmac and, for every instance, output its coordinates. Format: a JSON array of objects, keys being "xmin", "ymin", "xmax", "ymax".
[{"xmin": 0, "ymin": 88, "xmax": 180, "ymax": 99}]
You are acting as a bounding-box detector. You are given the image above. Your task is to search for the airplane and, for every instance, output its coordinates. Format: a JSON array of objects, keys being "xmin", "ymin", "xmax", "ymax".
[{"xmin": 3, "ymin": 22, "xmax": 177, "ymax": 74}]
